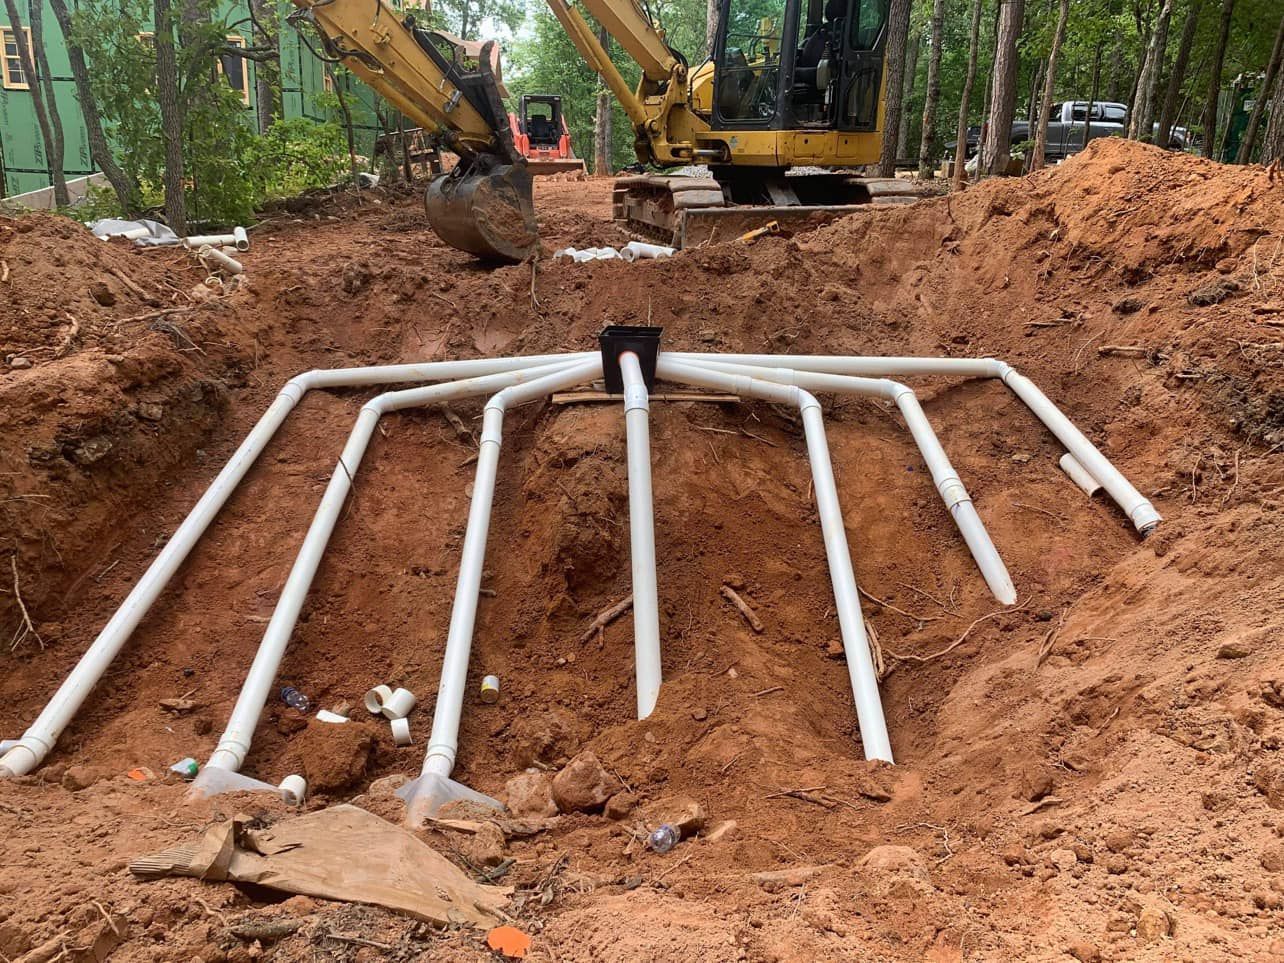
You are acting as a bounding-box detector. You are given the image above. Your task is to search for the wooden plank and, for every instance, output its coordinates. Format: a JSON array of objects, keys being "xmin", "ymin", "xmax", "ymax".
[{"xmin": 551, "ymin": 391, "xmax": 741, "ymax": 405}]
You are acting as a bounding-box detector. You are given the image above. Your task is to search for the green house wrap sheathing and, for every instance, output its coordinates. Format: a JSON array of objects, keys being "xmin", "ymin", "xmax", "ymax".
[{"xmin": 1, "ymin": 0, "xmax": 386, "ymax": 198}]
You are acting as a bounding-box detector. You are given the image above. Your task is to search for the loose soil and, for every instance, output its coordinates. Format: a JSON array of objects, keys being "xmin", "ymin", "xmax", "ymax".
[{"xmin": 2, "ymin": 141, "xmax": 1284, "ymax": 962}]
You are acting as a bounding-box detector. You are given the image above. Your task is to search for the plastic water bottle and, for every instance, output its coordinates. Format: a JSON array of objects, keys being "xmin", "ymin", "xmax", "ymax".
[
  {"xmin": 280, "ymin": 686, "xmax": 310, "ymax": 712},
  {"xmin": 648, "ymin": 824, "xmax": 680, "ymax": 854}
]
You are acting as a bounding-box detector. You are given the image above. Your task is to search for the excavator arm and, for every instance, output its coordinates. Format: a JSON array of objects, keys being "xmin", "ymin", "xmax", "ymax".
[
  {"xmin": 290, "ymin": 0, "xmax": 539, "ymax": 260},
  {"xmin": 290, "ymin": 0, "xmax": 708, "ymax": 260}
]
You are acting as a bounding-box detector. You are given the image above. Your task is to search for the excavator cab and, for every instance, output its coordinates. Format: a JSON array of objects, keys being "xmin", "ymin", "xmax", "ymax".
[{"xmin": 712, "ymin": 0, "xmax": 887, "ymax": 132}]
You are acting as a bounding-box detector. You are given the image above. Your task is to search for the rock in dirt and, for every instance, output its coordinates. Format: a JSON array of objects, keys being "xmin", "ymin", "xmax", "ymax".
[
  {"xmin": 1134, "ymin": 902, "xmax": 1174, "ymax": 942},
  {"xmin": 1067, "ymin": 942, "xmax": 1102, "ymax": 962},
  {"xmin": 1047, "ymin": 848, "xmax": 1078, "ymax": 871},
  {"xmin": 705, "ymin": 819, "xmax": 739, "ymax": 843},
  {"xmin": 1261, "ymin": 844, "xmax": 1284, "ymax": 873},
  {"xmin": 504, "ymin": 772, "xmax": 558, "ymax": 818},
  {"xmin": 551, "ymin": 750, "xmax": 613, "ymax": 813},
  {"xmin": 8, "ymin": 356, "xmax": 31, "ymax": 370},
  {"xmin": 280, "ymin": 722, "xmax": 377, "ymax": 794},
  {"xmin": 753, "ymin": 865, "xmax": 827, "ymax": 892},
  {"xmin": 859, "ymin": 845, "xmax": 929, "ymax": 881},
  {"xmin": 61, "ymin": 765, "xmax": 104, "ymax": 791},
  {"xmin": 603, "ymin": 791, "xmax": 637, "ymax": 821},
  {"xmin": 1253, "ymin": 763, "xmax": 1284, "ymax": 809},
  {"xmin": 462, "ymin": 821, "xmax": 506, "ymax": 868},
  {"xmin": 1262, "ymin": 677, "xmax": 1284, "ymax": 709},
  {"xmin": 1215, "ymin": 642, "xmax": 1251, "ymax": 659},
  {"xmin": 644, "ymin": 796, "xmax": 707, "ymax": 836},
  {"xmin": 367, "ymin": 772, "xmax": 409, "ymax": 799}
]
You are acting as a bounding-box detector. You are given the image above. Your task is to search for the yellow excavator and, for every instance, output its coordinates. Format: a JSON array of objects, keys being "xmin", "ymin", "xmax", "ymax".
[{"xmin": 288, "ymin": 0, "xmax": 914, "ymax": 261}]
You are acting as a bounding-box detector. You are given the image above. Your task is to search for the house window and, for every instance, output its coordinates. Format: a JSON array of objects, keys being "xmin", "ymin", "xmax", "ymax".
[
  {"xmin": 2, "ymin": 26, "xmax": 31, "ymax": 91},
  {"xmin": 219, "ymin": 35, "xmax": 250, "ymax": 105}
]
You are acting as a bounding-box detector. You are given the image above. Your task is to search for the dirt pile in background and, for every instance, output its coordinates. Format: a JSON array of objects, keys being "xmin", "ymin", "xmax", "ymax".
[{"xmin": 1, "ymin": 148, "xmax": 1283, "ymax": 961}]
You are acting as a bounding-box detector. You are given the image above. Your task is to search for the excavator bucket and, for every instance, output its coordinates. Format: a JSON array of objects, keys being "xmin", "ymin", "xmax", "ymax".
[{"xmin": 425, "ymin": 162, "xmax": 539, "ymax": 263}]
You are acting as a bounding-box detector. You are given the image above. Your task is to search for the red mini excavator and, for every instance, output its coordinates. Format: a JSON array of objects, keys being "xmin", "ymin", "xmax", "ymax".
[{"xmin": 508, "ymin": 94, "xmax": 587, "ymax": 177}]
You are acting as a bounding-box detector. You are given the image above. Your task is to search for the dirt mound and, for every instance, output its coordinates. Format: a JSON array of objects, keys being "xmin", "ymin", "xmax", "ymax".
[{"xmin": 3, "ymin": 143, "xmax": 1284, "ymax": 961}]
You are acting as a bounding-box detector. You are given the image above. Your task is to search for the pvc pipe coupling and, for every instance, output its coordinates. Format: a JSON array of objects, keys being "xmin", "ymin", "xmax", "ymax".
[
  {"xmin": 390, "ymin": 717, "xmax": 413, "ymax": 746},
  {"xmin": 363, "ymin": 685, "xmax": 416, "ymax": 720},
  {"xmin": 278, "ymin": 774, "xmax": 307, "ymax": 806},
  {"xmin": 620, "ymin": 241, "xmax": 675, "ymax": 262}
]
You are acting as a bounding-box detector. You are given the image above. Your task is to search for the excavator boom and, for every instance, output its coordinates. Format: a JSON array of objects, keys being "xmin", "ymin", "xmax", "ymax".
[{"xmin": 289, "ymin": 0, "xmax": 538, "ymax": 261}]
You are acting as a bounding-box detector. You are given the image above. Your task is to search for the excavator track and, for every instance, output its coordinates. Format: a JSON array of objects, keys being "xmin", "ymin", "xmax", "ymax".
[{"xmin": 612, "ymin": 174, "xmax": 932, "ymax": 248}]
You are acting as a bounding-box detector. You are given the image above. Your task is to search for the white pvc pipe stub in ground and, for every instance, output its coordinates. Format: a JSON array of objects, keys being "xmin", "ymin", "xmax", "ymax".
[
  {"xmin": 1059, "ymin": 453, "xmax": 1103, "ymax": 497},
  {"xmin": 390, "ymin": 718, "xmax": 413, "ymax": 746},
  {"xmin": 364, "ymin": 685, "xmax": 393, "ymax": 714}
]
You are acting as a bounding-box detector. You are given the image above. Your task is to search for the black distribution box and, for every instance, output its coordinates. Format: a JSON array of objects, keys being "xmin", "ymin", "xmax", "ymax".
[{"xmin": 599, "ymin": 325, "xmax": 662, "ymax": 394}]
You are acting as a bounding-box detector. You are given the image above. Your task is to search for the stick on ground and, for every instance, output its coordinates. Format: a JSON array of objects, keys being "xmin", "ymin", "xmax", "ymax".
[
  {"xmin": 721, "ymin": 584, "xmax": 764, "ymax": 633},
  {"xmin": 578, "ymin": 594, "xmax": 633, "ymax": 645}
]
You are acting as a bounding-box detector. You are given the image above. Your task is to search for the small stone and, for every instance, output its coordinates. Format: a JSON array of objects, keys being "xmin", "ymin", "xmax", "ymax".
[
  {"xmin": 462, "ymin": 821, "xmax": 505, "ymax": 868},
  {"xmin": 1010, "ymin": 452, "xmax": 1032, "ymax": 464},
  {"xmin": 1021, "ymin": 768, "xmax": 1055, "ymax": 802},
  {"xmin": 61, "ymin": 765, "xmax": 101, "ymax": 791},
  {"xmin": 723, "ymin": 574, "xmax": 746, "ymax": 590},
  {"xmin": 1261, "ymin": 845, "xmax": 1284, "ymax": 873},
  {"xmin": 137, "ymin": 403, "xmax": 164, "ymax": 422},
  {"xmin": 551, "ymin": 750, "xmax": 613, "ymax": 813},
  {"xmin": 1001, "ymin": 844, "xmax": 1028, "ymax": 866},
  {"xmin": 9, "ymin": 356, "xmax": 32, "ymax": 370},
  {"xmin": 648, "ymin": 796, "xmax": 706, "ymax": 836},
  {"xmin": 1113, "ymin": 296, "xmax": 1146, "ymax": 315},
  {"xmin": 644, "ymin": 731, "xmax": 656, "ymax": 744},
  {"xmin": 1067, "ymin": 942, "xmax": 1101, "ymax": 962},
  {"xmin": 89, "ymin": 281, "xmax": 117, "ymax": 306},
  {"xmin": 1104, "ymin": 829, "xmax": 1134, "ymax": 853},
  {"xmin": 367, "ymin": 773, "xmax": 409, "ymax": 799},
  {"xmin": 705, "ymin": 819, "xmax": 739, "ymax": 843},
  {"xmin": 1048, "ymin": 848, "xmax": 1078, "ymax": 871},
  {"xmin": 603, "ymin": 791, "xmax": 637, "ymax": 820},
  {"xmin": 691, "ymin": 708, "xmax": 708, "ymax": 722},
  {"xmin": 1105, "ymin": 854, "xmax": 1129, "ymax": 875},
  {"xmin": 859, "ymin": 845, "xmax": 929, "ymax": 881},
  {"xmin": 823, "ymin": 639, "xmax": 845, "ymax": 660},
  {"xmin": 1135, "ymin": 903, "xmax": 1173, "ymax": 942},
  {"xmin": 504, "ymin": 772, "xmax": 558, "ymax": 818},
  {"xmin": 71, "ymin": 435, "xmax": 113, "ymax": 466}
]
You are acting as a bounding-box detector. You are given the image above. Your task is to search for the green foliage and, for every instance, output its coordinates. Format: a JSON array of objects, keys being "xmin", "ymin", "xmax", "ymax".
[
  {"xmin": 57, "ymin": 184, "xmax": 126, "ymax": 221},
  {"xmin": 244, "ymin": 117, "xmax": 349, "ymax": 198}
]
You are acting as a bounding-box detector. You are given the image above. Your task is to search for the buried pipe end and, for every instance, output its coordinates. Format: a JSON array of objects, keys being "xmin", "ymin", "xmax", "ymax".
[
  {"xmin": 0, "ymin": 737, "xmax": 48, "ymax": 778},
  {"xmin": 1131, "ymin": 502, "xmax": 1163, "ymax": 538}
]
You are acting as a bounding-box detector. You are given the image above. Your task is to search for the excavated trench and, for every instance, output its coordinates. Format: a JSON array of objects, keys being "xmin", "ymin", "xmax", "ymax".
[{"xmin": 2, "ymin": 142, "xmax": 1284, "ymax": 961}]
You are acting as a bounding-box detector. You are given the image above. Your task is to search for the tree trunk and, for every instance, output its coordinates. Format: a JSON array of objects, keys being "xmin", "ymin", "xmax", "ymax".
[
  {"xmin": 1130, "ymin": 0, "xmax": 1173, "ymax": 140},
  {"xmin": 1026, "ymin": 56, "xmax": 1044, "ymax": 129},
  {"xmin": 878, "ymin": 0, "xmax": 913, "ymax": 175},
  {"xmin": 1235, "ymin": 12, "xmax": 1284, "ymax": 163},
  {"xmin": 952, "ymin": 0, "xmax": 984, "ymax": 190},
  {"xmin": 1264, "ymin": 66, "xmax": 1284, "ymax": 164},
  {"xmin": 47, "ymin": 0, "xmax": 138, "ymax": 212},
  {"xmin": 153, "ymin": 0, "xmax": 187, "ymax": 233},
  {"xmin": 896, "ymin": 30, "xmax": 921, "ymax": 161},
  {"xmin": 1156, "ymin": 0, "xmax": 1201, "ymax": 149},
  {"xmin": 327, "ymin": 66, "xmax": 360, "ymax": 181},
  {"xmin": 918, "ymin": 0, "xmax": 945, "ymax": 178},
  {"xmin": 1031, "ymin": 0, "xmax": 1068, "ymax": 171},
  {"xmin": 1200, "ymin": 0, "xmax": 1235, "ymax": 158},
  {"xmin": 976, "ymin": 4, "xmax": 999, "ymax": 165},
  {"xmin": 249, "ymin": 0, "xmax": 279, "ymax": 131},
  {"xmin": 594, "ymin": 25, "xmax": 612, "ymax": 174},
  {"xmin": 981, "ymin": 0, "xmax": 1025, "ymax": 175},
  {"xmin": 706, "ymin": 0, "xmax": 718, "ymax": 58},
  {"xmin": 1084, "ymin": 42, "xmax": 1101, "ymax": 147},
  {"xmin": 1124, "ymin": 21, "xmax": 1150, "ymax": 129},
  {"xmin": 2, "ymin": 0, "xmax": 67, "ymax": 205},
  {"xmin": 27, "ymin": 0, "xmax": 67, "ymax": 205}
]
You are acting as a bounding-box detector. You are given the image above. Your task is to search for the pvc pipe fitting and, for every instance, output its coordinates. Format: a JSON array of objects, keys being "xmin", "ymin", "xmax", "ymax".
[
  {"xmin": 278, "ymin": 774, "xmax": 307, "ymax": 806},
  {"xmin": 381, "ymin": 687, "xmax": 417, "ymax": 720},
  {"xmin": 390, "ymin": 717, "xmax": 413, "ymax": 746},
  {"xmin": 480, "ymin": 675, "xmax": 500, "ymax": 703},
  {"xmin": 233, "ymin": 226, "xmax": 249, "ymax": 251},
  {"xmin": 184, "ymin": 231, "xmax": 248, "ymax": 251},
  {"xmin": 364, "ymin": 685, "xmax": 393, "ymax": 714},
  {"xmin": 315, "ymin": 709, "xmax": 349, "ymax": 723},
  {"xmin": 621, "ymin": 240, "xmax": 675, "ymax": 262},
  {"xmin": 1059, "ymin": 452, "xmax": 1102, "ymax": 497},
  {"xmin": 198, "ymin": 245, "xmax": 244, "ymax": 275}
]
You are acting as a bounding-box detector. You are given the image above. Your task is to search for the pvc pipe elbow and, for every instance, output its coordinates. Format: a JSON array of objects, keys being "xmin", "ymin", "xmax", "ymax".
[
  {"xmin": 0, "ymin": 737, "xmax": 44, "ymax": 777},
  {"xmin": 796, "ymin": 388, "xmax": 822, "ymax": 413},
  {"xmin": 281, "ymin": 374, "xmax": 315, "ymax": 402}
]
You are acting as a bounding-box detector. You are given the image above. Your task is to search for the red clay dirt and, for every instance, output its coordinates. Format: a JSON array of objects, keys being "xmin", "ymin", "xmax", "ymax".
[{"xmin": 2, "ymin": 142, "xmax": 1284, "ymax": 961}]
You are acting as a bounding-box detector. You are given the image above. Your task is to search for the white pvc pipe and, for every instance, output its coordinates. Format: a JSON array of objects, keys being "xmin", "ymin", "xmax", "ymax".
[
  {"xmin": 1059, "ymin": 453, "xmax": 1102, "ymax": 497},
  {"xmin": 198, "ymin": 245, "xmax": 243, "ymax": 275},
  {"xmin": 686, "ymin": 359, "xmax": 1015, "ymax": 605},
  {"xmin": 619, "ymin": 352, "xmax": 662, "ymax": 719},
  {"xmin": 620, "ymin": 241, "xmax": 675, "ymax": 262},
  {"xmin": 655, "ymin": 356, "xmax": 893, "ymax": 763},
  {"xmin": 202, "ymin": 359, "xmax": 584, "ymax": 776},
  {"xmin": 184, "ymin": 233, "xmax": 242, "ymax": 250},
  {"xmin": 1000, "ymin": 367, "xmax": 1160, "ymax": 534},
  {"xmin": 675, "ymin": 353, "xmax": 1159, "ymax": 536},
  {"xmin": 0, "ymin": 352, "xmax": 592, "ymax": 779},
  {"xmin": 405, "ymin": 357, "xmax": 604, "ymax": 822}
]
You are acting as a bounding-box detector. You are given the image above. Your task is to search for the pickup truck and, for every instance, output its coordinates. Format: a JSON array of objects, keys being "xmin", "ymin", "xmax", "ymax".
[{"xmin": 948, "ymin": 101, "xmax": 1189, "ymax": 160}]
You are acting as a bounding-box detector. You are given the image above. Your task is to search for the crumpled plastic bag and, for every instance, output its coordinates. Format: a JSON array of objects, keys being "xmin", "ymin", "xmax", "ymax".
[{"xmin": 87, "ymin": 218, "xmax": 179, "ymax": 246}]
